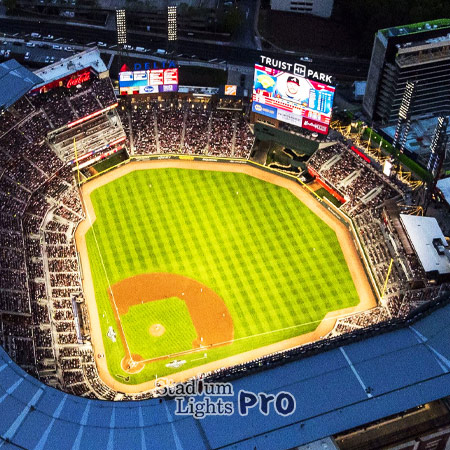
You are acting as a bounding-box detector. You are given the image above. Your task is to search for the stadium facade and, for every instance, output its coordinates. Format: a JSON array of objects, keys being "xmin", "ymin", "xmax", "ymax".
[{"xmin": 363, "ymin": 19, "xmax": 450, "ymax": 124}]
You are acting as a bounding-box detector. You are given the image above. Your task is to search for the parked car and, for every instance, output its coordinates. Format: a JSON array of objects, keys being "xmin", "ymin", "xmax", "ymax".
[{"xmin": 24, "ymin": 51, "xmax": 31, "ymax": 60}]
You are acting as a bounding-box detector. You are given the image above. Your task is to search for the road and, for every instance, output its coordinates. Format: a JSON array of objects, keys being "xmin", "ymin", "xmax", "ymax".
[
  {"xmin": 0, "ymin": 17, "xmax": 369, "ymax": 80},
  {"xmin": 231, "ymin": 0, "xmax": 260, "ymax": 49}
]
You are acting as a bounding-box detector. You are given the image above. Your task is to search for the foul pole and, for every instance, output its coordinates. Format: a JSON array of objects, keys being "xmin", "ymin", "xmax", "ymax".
[
  {"xmin": 381, "ymin": 258, "xmax": 394, "ymax": 298},
  {"xmin": 73, "ymin": 137, "xmax": 81, "ymax": 186}
]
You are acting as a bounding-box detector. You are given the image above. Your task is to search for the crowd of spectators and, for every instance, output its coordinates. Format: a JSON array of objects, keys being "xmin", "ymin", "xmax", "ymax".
[
  {"xmin": 128, "ymin": 103, "xmax": 158, "ymax": 155},
  {"xmin": 27, "ymin": 76, "xmax": 117, "ymax": 128},
  {"xmin": 156, "ymin": 107, "xmax": 184, "ymax": 153},
  {"xmin": 184, "ymin": 105, "xmax": 211, "ymax": 154},
  {"xmin": 209, "ymin": 110, "xmax": 235, "ymax": 156},
  {"xmin": 307, "ymin": 144, "xmax": 401, "ymax": 218},
  {"xmin": 121, "ymin": 98, "xmax": 254, "ymax": 158},
  {"xmin": 0, "ymin": 73, "xmax": 118, "ymax": 395}
]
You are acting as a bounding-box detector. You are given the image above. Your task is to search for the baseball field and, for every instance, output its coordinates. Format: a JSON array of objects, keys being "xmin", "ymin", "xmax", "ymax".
[{"xmin": 76, "ymin": 161, "xmax": 374, "ymax": 390}]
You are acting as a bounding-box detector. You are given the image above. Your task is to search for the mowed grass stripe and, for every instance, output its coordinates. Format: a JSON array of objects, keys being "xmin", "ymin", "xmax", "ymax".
[{"xmin": 223, "ymin": 178, "xmax": 281, "ymax": 322}]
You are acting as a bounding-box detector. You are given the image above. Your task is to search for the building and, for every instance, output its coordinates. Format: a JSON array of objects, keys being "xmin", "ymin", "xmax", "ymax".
[
  {"xmin": 400, "ymin": 214, "xmax": 450, "ymax": 281},
  {"xmin": 363, "ymin": 19, "xmax": 450, "ymax": 124},
  {"xmin": 270, "ymin": 0, "xmax": 334, "ymax": 18}
]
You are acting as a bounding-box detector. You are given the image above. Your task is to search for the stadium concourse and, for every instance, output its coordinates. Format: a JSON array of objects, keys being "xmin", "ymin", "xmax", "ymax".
[{"xmin": 0, "ymin": 49, "xmax": 449, "ymax": 448}]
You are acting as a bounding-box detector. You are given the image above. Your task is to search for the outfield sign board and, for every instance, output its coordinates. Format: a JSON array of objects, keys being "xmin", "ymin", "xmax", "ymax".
[
  {"xmin": 252, "ymin": 63, "xmax": 335, "ymax": 134},
  {"xmin": 119, "ymin": 68, "xmax": 179, "ymax": 95},
  {"xmin": 224, "ymin": 85, "xmax": 237, "ymax": 96}
]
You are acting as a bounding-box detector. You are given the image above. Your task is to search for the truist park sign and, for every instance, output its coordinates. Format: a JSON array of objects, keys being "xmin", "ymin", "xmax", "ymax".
[{"xmin": 259, "ymin": 55, "xmax": 333, "ymax": 84}]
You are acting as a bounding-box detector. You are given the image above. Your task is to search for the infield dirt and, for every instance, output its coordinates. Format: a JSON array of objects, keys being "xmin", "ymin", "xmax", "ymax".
[
  {"xmin": 75, "ymin": 160, "xmax": 376, "ymax": 394},
  {"xmin": 109, "ymin": 272, "xmax": 234, "ymax": 370}
]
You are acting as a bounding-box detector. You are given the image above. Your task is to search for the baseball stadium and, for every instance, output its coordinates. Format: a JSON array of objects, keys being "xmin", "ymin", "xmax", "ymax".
[{"xmin": 0, "ymin": 38, "xmax": 449, "ymax": 449}]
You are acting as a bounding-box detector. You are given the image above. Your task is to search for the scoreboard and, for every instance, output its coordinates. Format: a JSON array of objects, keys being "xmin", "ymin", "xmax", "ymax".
[
  {"xmin": 119, "ymin": 68, "xmax": 178, "ymax": 95},
  {"xmin": 252, "ymin": 64, "xmax": 335, "ymax": 134}
]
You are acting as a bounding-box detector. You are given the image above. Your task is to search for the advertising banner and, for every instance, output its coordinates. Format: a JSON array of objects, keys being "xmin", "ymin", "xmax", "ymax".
[{"xmin": 119, "ymin": 68, "xmax": 179, "ymax": 95}]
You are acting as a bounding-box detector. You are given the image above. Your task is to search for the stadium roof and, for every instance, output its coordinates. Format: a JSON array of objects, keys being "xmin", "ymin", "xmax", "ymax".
[
  {"xmin": 400, "ymin": 214, "xmax": 450, "ymax": 275},
  {"xmin": 0, "ymin": 59, "xmax": 42, "ymax": 110},
  {"xmin": 33, "ymin": 48, "xmax": 108, "ymax": 89},
  {"xmin": 437, "ymin": 177, "xmax": 450, "ymax": 205},
  {"xmin": 0, "ymin": 298, "xmax": 450, "ymax": 449},
  {"xmin": 380, "ymin": 18, "xmax": 450, "ymax": 38}
]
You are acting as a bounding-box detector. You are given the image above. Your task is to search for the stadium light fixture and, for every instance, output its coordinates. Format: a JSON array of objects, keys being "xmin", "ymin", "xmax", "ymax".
[
  {"xmin": 116, "ymin": 9, "xmax": 127, "ymax": 46},
  {"xmin": 168, "ymin": 6, "xmax": 177, "ymax": 41}
]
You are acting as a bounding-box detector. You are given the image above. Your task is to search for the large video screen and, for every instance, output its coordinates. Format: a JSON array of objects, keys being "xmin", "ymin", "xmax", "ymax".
[
  {"xmin": 119, "ymin": 68, "xmax": 178, "ymax": 95},
  {"xmin": 252, "ymin": 64, "xmax": 335, "ymax": 134}
]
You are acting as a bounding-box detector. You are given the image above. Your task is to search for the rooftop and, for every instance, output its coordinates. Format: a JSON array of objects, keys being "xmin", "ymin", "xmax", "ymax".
[
  {"xmin": 33, "ymin": 48, "xmax": 108, "ymax": 89},
  {"xmin": 400, "ymin": 214, "xmax": 450, "ymax": 275},
  {"xmin": 437, "ymin": 177, "xmax": 450, "ymax": 205},
  {"xmin": 0, "ymin": 59, "xmax": 42, "ymax": 110},
  {"xmin": 380, "ymin": 19, "xmax": 450, "ymax": 39}
]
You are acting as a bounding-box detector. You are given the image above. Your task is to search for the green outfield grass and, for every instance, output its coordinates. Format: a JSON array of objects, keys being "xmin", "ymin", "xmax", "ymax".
[{"xmin": 85, "ymin": 168, "xmax": 360, "ymax": 384}]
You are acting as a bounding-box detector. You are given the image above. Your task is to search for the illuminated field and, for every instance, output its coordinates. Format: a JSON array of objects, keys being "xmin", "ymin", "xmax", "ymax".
[{"xmin": 84, "ymin": 167, "xmax": 360, "ymax": 384}]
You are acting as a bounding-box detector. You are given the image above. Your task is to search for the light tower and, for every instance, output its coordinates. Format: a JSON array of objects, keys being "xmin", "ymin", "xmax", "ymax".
[
  {"xmin": 116, "ymin": 9, "xmax": 127, "ymax": 77},
  {"xmin": 423, "ymin": 116, "xmax": 449, "ymax": 212},
  {"xmin": 427, "ymin": 116, "xmax": 449, "ymax": 179},
  {"xmin": 167, "ymin": 5, "xmax": 177, "ymax": 54},
  {"xmin": 392, "ymin": 80, "xmax": 417, "ymax": 154},
  {"xmin": 116, "ymin": 9, "xmax": 127, "ymax": 46}
]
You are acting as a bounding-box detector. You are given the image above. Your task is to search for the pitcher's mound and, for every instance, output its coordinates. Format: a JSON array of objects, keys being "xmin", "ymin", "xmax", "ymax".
[{"xmin": 149, "ymin": 323, "xmax": 165, "ymax": 337}]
